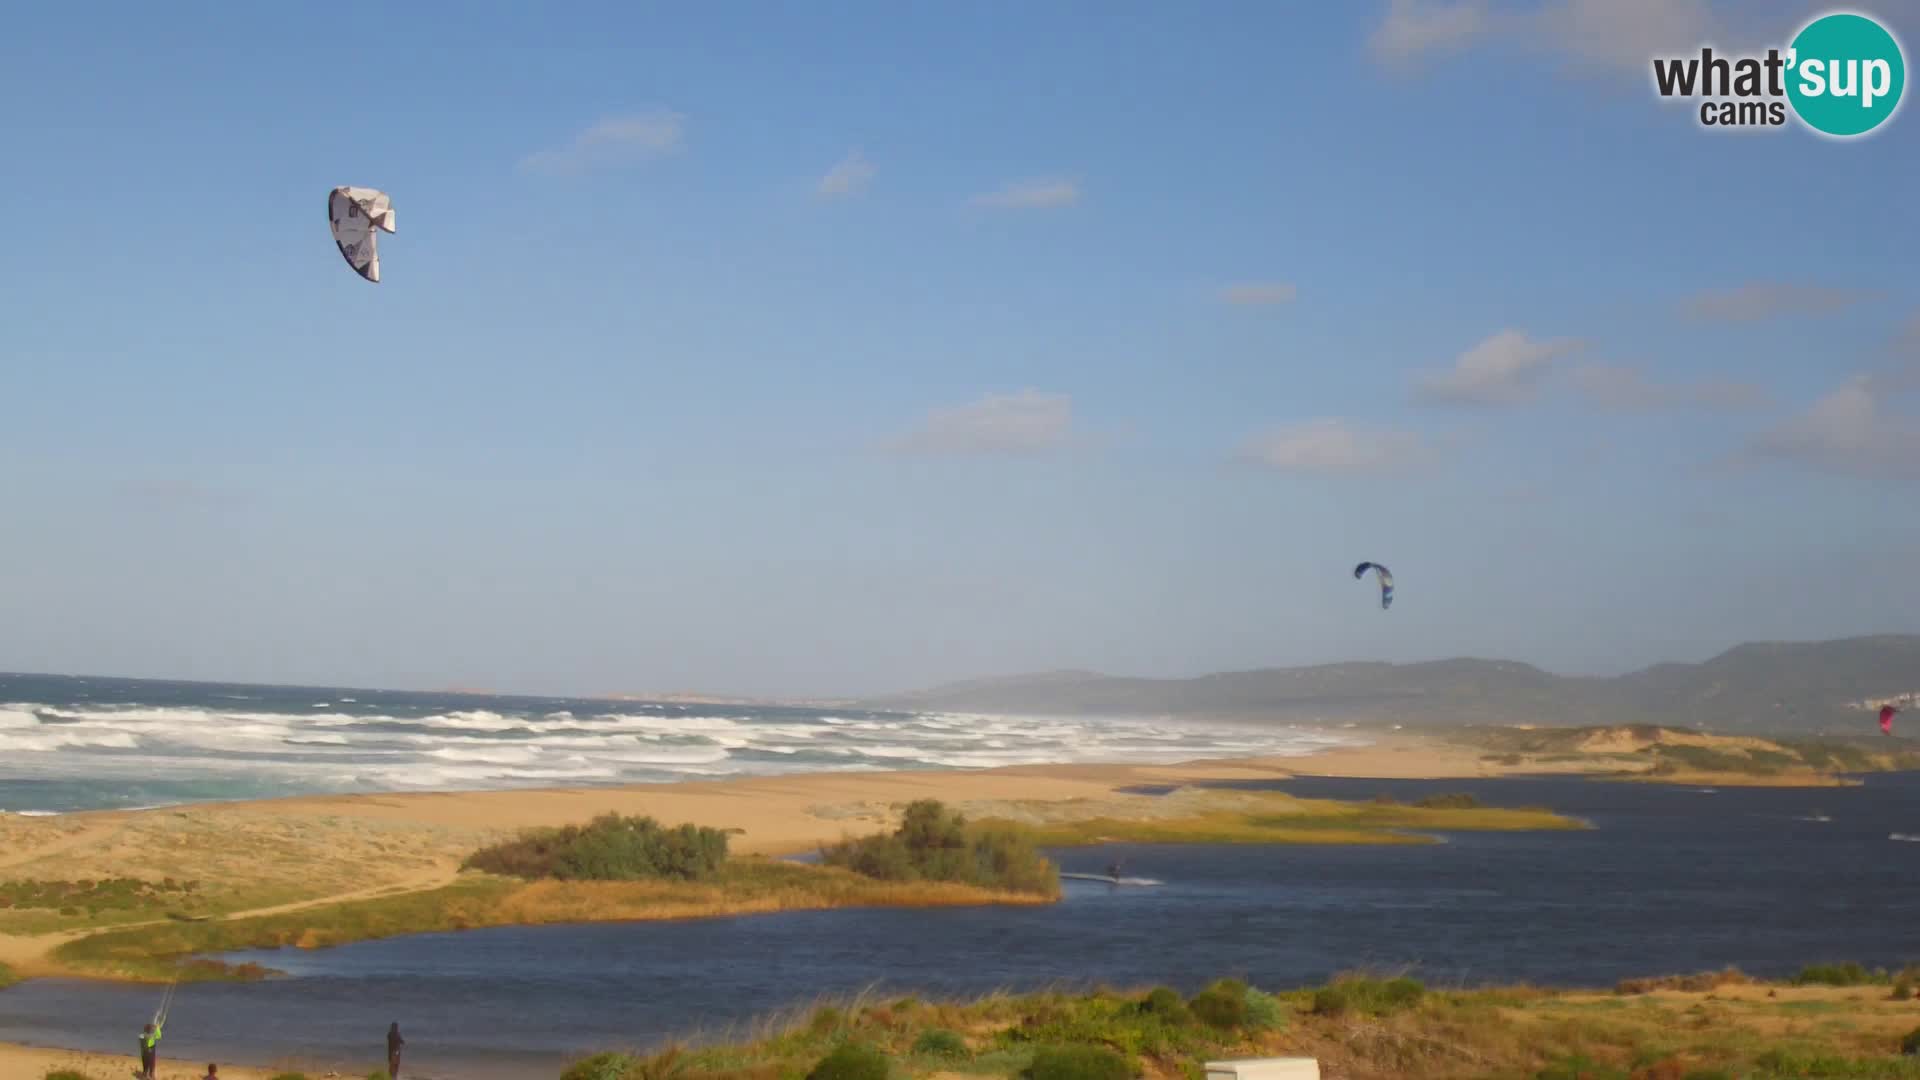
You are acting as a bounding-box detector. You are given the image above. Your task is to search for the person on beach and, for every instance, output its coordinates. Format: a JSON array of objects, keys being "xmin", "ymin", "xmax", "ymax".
[
  {"xmin": 202, "ymin": 1065, "xmax": 219, "ymax": 1080},
  {"xmin": 137, "ymin": 1019, "xmax": 163, "ymax": 1079},
  {"xmin": 387, "ymin": 1021, "xmax": 406, "ymax": 1078}
]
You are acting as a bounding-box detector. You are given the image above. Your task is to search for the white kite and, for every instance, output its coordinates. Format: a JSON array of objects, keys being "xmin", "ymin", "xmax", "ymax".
[{"xmin": 328, "ymin": 186, "xmax": 396, "ymax": 283}]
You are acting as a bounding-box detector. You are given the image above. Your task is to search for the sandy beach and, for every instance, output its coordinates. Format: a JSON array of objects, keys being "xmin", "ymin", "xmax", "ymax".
[{"xmin": 0, "ymin": 1041, "xmax": 281, "ymax": 1080}]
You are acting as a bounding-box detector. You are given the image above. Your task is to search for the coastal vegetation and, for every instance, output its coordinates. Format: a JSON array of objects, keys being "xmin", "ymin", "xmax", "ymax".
[
  {"xmin": 462, "ymin": 813, "xmax": 732, "ymax": 881},
  {"xmin": 553, "ymin": 970, "xmax": 1920, "ymax": 1080},
  {"xmin": 819, "ymin": 799, "xmax": 1060, "ymax": 896},
  {"xmin": 0, "ymin": 874, "xmax": 221, "ymax": 935},
  {"xmin": 50, "ymin": 801, "xmax": 1058, "ymax": 982},
  {"xmin": 983, "ymin": 788, "xmax": 1584, "ymax": 847}
]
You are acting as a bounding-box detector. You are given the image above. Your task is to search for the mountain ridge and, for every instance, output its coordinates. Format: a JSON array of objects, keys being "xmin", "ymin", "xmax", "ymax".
[{"xmin": 858, "ymin": 634, "xmax": 1920, "ymax": 736}]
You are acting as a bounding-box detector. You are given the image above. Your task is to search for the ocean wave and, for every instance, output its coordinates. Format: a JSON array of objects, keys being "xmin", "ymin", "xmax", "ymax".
[{"xmin": 0, "ymin": 689, "xmax": 1366, "ymax": 812}]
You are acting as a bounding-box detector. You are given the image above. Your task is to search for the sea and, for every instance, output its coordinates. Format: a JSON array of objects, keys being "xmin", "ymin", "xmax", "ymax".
[
  {"xmin": 0, "ymin": 672, "xmax": 1352, "ymax": 814},
  {"xmin": 4, "ymin": 676, "xmax": 1920, "ymax": 1078}
]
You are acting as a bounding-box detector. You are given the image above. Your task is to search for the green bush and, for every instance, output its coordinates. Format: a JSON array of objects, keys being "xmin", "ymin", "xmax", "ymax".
[
  {"xmin": 1793, "ymin": 962, "xmax": 1879, "ymax": 987},
  {"xmin": 1904, "ymin": 1025, "xmax": 1920, "ymax": 1055},
  {"xmin": 367, "ymin": 1071, "xmax": 392, "ymax": 1080},
  {"xmin": 45, "ymin": 1071, "xmax": 88, "ymax": 1080},
  {"xmin": 268, "ymin": 1073, "xmax": 312, "ymax": 1080},
  {"xmin": 1137, "ymin": 986, "xmax": 1190, "ymax": 1023},
  {"xmin": 1893, "ymin": 980, "xmax": 1914, "ymax": 1001},
  {"xmin": 1027, "ymin": 1044, "xmax": 1133, "ymax": 1080},
  {"xmin": 464, "ymin": 814, "xmax": 729, "ymax": 882},
  {"xmin": 806, "ymin": 1040, "xmax": 890, "ymax": 1080},
  {"xmin": 1188, "ymin": 978, "xmax": 1250, "ymax": 1029},
  {"xmin": 819, "ymin": 800, "xmax": 1058, "ymax": 896},
  {"xmin": 1243, "ymin": 987, "xmax": 1286, "ymax": 1031},
  {"xmin": 1312, "ymin": 975, "xmax": 1425, "ymax": 1017},
  {"xmin": 911, "ymin": 1028, "xmax": 969, "ymax": 1060},
  {"xmin": 560, "ymin": 1051, "xmax": 638, "ymax": 1080},
  {"xmin": 808, "ymin": 1005, "xmax": 846, "ymax": 1035}
]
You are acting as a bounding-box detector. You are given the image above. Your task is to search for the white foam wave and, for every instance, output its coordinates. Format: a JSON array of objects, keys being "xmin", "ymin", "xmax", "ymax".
[
  {"xmin": 0, "ymin": 693, "xmax": 1366, "ymax": 808},
  {"xmin": 12, "ymin": 731, "xmax": 140, "ymax": 752}
]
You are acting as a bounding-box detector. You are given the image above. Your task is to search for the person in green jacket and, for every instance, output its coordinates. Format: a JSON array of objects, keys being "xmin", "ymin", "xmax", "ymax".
[{"xmin": 138, "ymin": 1019, "xmax": 163, "ymax": 1080}]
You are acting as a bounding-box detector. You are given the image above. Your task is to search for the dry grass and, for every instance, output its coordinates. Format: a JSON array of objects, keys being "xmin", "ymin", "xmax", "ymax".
[
  {"xmin": 49, "ymin": 860, "xmax": 1051, "ymax": 981},
  {"xmin": 974, "ymin": 788, "xmax": 1585, "ymax": 847},
  {"xmin": 550, "ymin": 975, "xmax": 1920, "ymax": 1080},
  {"xmin": 0, "ymin": 807, "xmax": 493, "ymax": 938},
  {"xmin": 1450, "ymin": 725, "xmax": 1920, "ymax": 790}
]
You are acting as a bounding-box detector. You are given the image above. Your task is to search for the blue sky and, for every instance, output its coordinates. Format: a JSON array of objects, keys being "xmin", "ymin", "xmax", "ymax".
[{"xmin": 1, "ymin": 1, "xmax": 1916, "ymax": 697}]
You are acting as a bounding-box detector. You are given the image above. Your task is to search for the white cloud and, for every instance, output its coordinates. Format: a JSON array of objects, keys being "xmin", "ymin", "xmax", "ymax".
[
  {"xmin": 1572, "ymin": 364, "xmax": 1769, "ymax": 411},
  {"xmin": 1370, "ymin": 0, "xmax": 1490, "ymax": 67},
  {"xmin": 1749, "ymin": 376, "xmax": 1920, "ymax": 480},
  {"xmin": 970, "ymin": 179, "xmax": 1080, "ymax": 210},
  {"xmin": 519, "ymin": 110, "xmax": 685, "ymax": 176},
  {"xmin": 1414, "ymin": 328, "xmax": 1582, "ymax": 406},
  {"xmin": 1683, "ymin": 281, "xmax": 1877, "ymax": 322},
  {"xmin": 889, "ymin": 390, "xmax": 1077, "ymax": 456},
  {"xmin": 1221, "ymin": 282, "xmax": 1298, "ymax": 306},
  {"xmin": 1235, "ymin": 418, "xmax": 1429, "ymax": 473},
  {"xmin": 816, "ymin": 151, "xmax": 875, "ymax": 198}
]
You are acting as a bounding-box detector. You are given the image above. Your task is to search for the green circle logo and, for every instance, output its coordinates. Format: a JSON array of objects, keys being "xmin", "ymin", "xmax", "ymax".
[{"xmin": 1787, "ymin": 12, "xmax": 1906, "ymax": 137}]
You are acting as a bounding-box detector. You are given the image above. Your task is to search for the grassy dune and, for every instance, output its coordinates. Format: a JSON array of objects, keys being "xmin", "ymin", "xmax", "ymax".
[
  {"xmin": 1455, "ymin": 725, "xmax": 1920, "ymax": 787},
  {"xmin": 49, "ymin": 860, "xmax": 1054, "ymax": 982},
  {"xmin": 49, "ymin": 867, "xmax": 1051, "ymax": 981},
  {"xmin": 557, "ymin": 972, "xmax": 1920, "ymax": 1080},
  {"xmin": 0, "ymin": 807, "xmax": 491, "ymax": 939},
  {"xmin": 974, "ymin": 789, "xmax": 1585, "ymax": 847}
]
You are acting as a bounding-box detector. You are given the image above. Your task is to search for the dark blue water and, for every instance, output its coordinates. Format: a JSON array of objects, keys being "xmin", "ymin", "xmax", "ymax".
[{"xmin": 5, "ymin": 774, "xmax": 1920, "ymax": 1078}]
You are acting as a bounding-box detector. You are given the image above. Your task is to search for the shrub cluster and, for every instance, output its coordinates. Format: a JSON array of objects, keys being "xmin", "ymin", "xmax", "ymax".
[
  {"xmin": 0, "ymin": 876, "xmax": 199, "ymax": 913},
  {"xmin": 1311, "ymin": 974, "xmax": 1425, "ymax": 1017},
  {"xmin": 806, "ymin": 1041, "xmax": 889, "ymax": 1080},
  {"xmin": 463, "ymin": 814, "xmax": 730, "ymax": 882},
  {"xmin": 1027, "ymin": 1044, "xmax": 1133, "ymax": 1080},
  {"xmin": 910, "ymin": 1028, "xmax": 968, "ymax": 1060},
  {"xmin": 819, "ymin": 800, "xmax": 1058, "ymax": 896}
]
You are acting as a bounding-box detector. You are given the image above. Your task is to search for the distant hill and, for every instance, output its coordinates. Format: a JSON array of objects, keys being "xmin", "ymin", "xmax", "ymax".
[{"xmin": 859, "ymin": 635, "xmax": 1920, "ymax": 736}]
